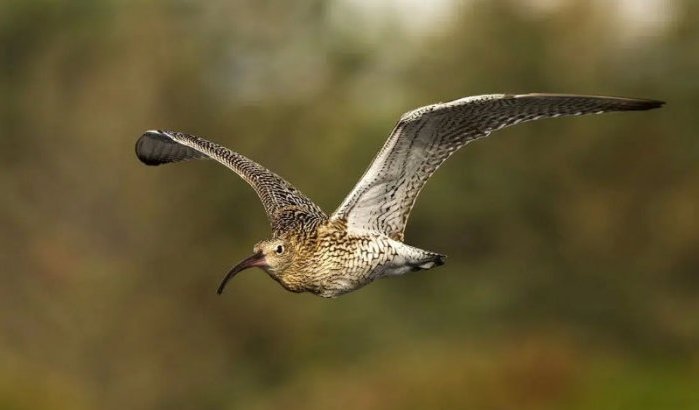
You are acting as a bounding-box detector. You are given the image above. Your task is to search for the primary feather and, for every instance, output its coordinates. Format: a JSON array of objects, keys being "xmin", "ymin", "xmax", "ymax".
[
  {"xmin": 332, "ymin": 94, "xmax": 663, "ymax": 241},
  {"xmin": 136, "ymin": 130, "xmax": 327, "ymax": 235}
]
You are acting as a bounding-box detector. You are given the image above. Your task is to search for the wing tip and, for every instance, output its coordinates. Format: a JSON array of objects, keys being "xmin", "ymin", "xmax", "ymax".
[
  {"xmin": 635, "ymin": 98, "xmax": 665, "ymax": 110},
  {"xmin": 611, "ymin": 96, "xmax": 665, "ymax": 111},
  {"xmin": 514, "ymin": 93, "xmax": 666, "ymax": 111},
  {"xmin": 135, "ymin": 130, "xmax": 173, "ymax": 166}
]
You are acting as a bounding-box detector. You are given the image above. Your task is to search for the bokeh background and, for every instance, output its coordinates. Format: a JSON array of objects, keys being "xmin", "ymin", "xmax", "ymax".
[{"xmin": 1, "ymin": 0, "xmax": 697, "ymax": 409}]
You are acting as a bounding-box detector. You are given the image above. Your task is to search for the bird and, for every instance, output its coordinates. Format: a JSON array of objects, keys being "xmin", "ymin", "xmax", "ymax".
[{"xmin": 135, "ymin": 93, "xmax": 663, "ymax": 298}]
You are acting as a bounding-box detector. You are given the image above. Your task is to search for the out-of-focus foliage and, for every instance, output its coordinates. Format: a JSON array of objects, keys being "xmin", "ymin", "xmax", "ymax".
[{"xmin": 1, "ymin": 0, "xmax": 697, "ymax": 409}]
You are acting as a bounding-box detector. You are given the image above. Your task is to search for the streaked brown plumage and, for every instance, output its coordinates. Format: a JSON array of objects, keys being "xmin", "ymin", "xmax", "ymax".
[{"xmin": 135, "ymin": 93, "xmax": 663, "ymax": 297}]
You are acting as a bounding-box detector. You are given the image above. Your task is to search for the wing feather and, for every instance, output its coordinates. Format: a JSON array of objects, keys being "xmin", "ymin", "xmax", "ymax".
[
  {"xmin": 332, "ymin": 93, "xmax": 664, "ymax": 240},
  {"xmin": 136, "ymin": 130, "xmax": 327, "ymax": 235}
]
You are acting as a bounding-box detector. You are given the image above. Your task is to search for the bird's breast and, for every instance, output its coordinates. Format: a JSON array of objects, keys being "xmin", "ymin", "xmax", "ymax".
[{"xmin": 292, "ymin": 229, "xmax": 398, "ymax": 297}]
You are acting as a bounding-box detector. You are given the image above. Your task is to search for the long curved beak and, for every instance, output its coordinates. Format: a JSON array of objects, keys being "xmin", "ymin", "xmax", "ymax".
[{"xmin": 217, "ymin": 251, "xmax": 266, "ymax": 295}]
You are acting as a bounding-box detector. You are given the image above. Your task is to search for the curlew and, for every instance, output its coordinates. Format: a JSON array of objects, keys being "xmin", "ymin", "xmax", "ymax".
[{"xmin": 136, "ymin": 93, "xmax": 663, "ymax": 297}]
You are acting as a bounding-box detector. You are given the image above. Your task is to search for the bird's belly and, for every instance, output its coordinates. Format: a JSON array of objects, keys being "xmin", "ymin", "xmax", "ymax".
[
  {"xmin": 313, "ymin": 261, "xmax": 413, "ymax": 297},
  {"xmin": 310, "ymin": 263, "xmax": 378, "ymax": 298}
]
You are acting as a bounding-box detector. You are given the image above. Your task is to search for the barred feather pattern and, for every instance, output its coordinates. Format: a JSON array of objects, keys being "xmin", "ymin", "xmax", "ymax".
[
  {"xmin": 332, "ymin": 94, "xmax": 664, "ymax": 241},
  {"xmin": 276, "ymin": 219, "xmax": 444, "ymax": 297},
  {"xmin": 135, "ymin": 130, "xmax": 327, "ymax": 236},
  {"xmin": 136, "ymin": 93, "xmax": 662, "ymax": 298}
]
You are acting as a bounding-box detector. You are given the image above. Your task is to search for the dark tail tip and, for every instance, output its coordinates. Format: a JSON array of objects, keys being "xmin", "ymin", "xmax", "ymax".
[{"xmin": 434, "ymin": 254, "xmax": 446, "ymax": 266}]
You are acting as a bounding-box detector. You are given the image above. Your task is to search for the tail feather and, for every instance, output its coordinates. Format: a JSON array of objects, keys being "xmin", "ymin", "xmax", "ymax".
[{"xmin": 416, "ymin": 253, "xmax": 446, "ymax": 270}]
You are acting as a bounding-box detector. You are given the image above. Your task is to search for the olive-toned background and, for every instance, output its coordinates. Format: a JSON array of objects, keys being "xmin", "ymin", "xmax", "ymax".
[{"xmin": 1, "ymin": 0, "xmax": 697, "ymax": 409}]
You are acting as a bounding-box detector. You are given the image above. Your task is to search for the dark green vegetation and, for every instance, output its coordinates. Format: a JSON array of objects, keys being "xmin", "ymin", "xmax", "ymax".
[{"xmin": 1, "ymin": 1, "xmax": 697, "ymax": 409}]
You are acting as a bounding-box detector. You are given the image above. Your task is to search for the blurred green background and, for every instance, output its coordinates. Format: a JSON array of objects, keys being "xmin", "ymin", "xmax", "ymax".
[{"xmin": 1, "ymin": 0, "xmax": 697, "ymax": 409}]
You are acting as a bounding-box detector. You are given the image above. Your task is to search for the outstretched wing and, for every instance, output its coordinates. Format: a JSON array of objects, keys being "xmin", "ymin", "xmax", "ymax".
[
  {"xmin": 136, "ymin": 130, "xmax": 327, "ymax": 235},
  {"xmin": 332, "ymin": 93, "xmax": 664, "ymax": 240}
]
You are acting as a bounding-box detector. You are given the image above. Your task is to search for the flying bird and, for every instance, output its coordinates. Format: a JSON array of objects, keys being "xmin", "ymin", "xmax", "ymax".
[{"xmin": 136, "ymin": 93, "xmax": 663, "ymax": 297}]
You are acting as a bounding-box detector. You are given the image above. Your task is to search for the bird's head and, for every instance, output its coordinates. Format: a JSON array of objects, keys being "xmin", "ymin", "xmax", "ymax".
[{"xmin": 217, "ymin": 237, "xmax": 296, "ymax": 294}]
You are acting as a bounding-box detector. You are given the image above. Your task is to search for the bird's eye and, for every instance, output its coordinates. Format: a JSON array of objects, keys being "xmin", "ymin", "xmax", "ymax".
[{"xmin": 275, "ymin": 245, "xmax": 284, "ymax": 254}]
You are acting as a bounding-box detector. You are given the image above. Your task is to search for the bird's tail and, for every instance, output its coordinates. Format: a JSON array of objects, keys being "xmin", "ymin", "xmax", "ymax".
[
  {"xmin": 412, "ymin": 252, "xmax": 446, "ymax": 270},
  {"xmin": 394, "ymin": 241, "xmax": 446, "ymax": 271}
]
